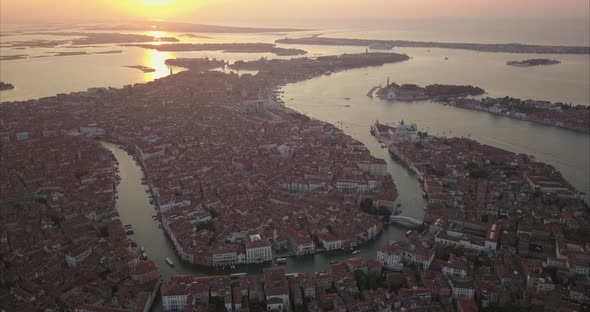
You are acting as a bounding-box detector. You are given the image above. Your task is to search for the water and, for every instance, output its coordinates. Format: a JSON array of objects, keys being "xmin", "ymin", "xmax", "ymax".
[
  {"xmin": 280, "ymin": 66, "xmax": 590, "ymax": 198},
  {"xmin": 2, "ymin": 20, "xmax": 589, "ymax": 103}
]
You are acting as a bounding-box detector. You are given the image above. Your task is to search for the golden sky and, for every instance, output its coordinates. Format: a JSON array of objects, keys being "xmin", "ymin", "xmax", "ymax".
[{"xmin": 1, "ymin": 0, "xmax": 589, "ymax": 25}]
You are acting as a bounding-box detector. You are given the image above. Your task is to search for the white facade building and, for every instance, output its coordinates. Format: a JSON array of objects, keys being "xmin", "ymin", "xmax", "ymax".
[
  {"xmin": 245, "ymin": 234, "xmax": 272, "ymax": 264},
  {"xmin": 162, "ymin": 294, "xmax": 189, "ymax": 312}
]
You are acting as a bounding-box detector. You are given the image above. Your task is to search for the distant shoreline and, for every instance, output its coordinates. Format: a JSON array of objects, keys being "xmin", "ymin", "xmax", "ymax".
[
  {"xmin": 124, "ymin": 65, "xmax": 156, "ymax": 73},
  {"xmin": 122, "ymin": 43, "xmax": 307, "ymax": 56},
  {"xmin": 506, "ymin": 58, "xmax": 561, "ymax": 67},
  {"xmin": 276, "ymin": 37, "xmax": 590, "ymax": 54}
]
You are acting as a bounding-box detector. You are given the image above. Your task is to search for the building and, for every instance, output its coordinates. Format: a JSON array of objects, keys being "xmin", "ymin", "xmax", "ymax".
[
  {"xmin": 245, "ymin": 234, "xmax": 272, "ymax": 264},
  {"xmin": 132, "ymin": 260, "xmax": 160, "ymax": 284},
  {"xmin": 264, "ymin": 268, "xmax": 290, "ymax": 312},
  {"xmin": 442, "ymin": 255, "xmax": 471, "ymax": 278},
  {"xmin": 65, "ymin": 245, "xmax": 93, "ymax": 268},
  {"xmin": 377, "ymin": 236, "xmax": 435, "ymax": 271},
  {"xmin": 450, "ymin": 278, "xmax": 476, "ymax": 299},
  {"xmin": 212, "ymin": 245, "xmax": 238, "ymax": 267},
  {"xmin": 358, "ymin": 160, "xmax": 388, "ymax": 176},
  {"xmin": 287, "ymin": 231, "xmax": 315, "ymax": 255}
]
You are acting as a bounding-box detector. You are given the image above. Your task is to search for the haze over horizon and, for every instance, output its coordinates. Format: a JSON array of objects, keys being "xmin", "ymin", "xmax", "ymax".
[{"xmin": 1, "ymin": 0, "xmax": 589, "ymax": 27}]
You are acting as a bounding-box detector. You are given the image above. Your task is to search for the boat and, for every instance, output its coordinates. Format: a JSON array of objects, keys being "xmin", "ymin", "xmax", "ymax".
[
  {"xmin": 405, "ymin": 230, "xmax": 413, "ymax": 237},
  {"xmin": 142, "ymin": 252, "xmax": 148, "ymax": 260},
  {"xmin": 230, "ymin": 273, "xmax": 247, "ymax": 279},
  {"xmin": 165, "ymin": 257, "xmax": 174, "ymax": 266},
  {"xmin": 275, "ymin": 257, "xmax": 287, "ymax": 265},
  {"xmin": 368, "ymin": 43, "xmax": 393, "ymax": 50},
  {"xmin": 329, "ymin": 260, "xmax": 338, "ymax": 264},
  {"xmin": 124, "ymin": 224, "xmax": 133, "ymax": 229},
  {"xmin": 139, "ymin": 246, "xmax": 145, "ymax": 252},
  {"xmin": 352, "ymin": 250, "xmax": 360, "ymax": 255}
]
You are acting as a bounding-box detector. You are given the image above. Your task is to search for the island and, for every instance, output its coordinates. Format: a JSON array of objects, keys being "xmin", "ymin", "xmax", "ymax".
[
  {"xmin": 122, "ymin": 42, "xmax": 307, "ymax": 56},
  {"xmin": 3, "ymin": 32, "xmax": 179, "ymax": 49},
  {"xmin": 0, "ymin": 54, "xmax": 27, "ymax": 61},
  {"xmin": 375, "ymin": 81, "xmax": 485, "ymax": 101},
  {"xmin": 165, "ymin": 57, "xmax": 226, "ymax": 70},
  {"xmin": 276, "ymin": 36, "xmax": 590, "ymax": 54},
  {"xmin": 229, "ymin": 52, "xmax": 410, "ymax": 73},
  {"xmin": 84, "ymin": 20, "xmax": 308, "ymax": 33},
  {"xmin": 124, "ymin": 65, "xmax": 156, "ymax": 73},
  {"xmin": 0, "ymin": 81, "xmax": 15, "ymax": 91},
  {"xmin": 180, "ymin": 33, "xmax": 212, "ymax": 39},
  {"xmin": 507, "ymin": 58, "xmax": 561, "ymax": 67},
  {"xmin": 66, "ymin": 32, "xmax": 179, "ymax": 45},
  {"xmin": 3, "ymin": 39, "xmax": 70, "ymax": 48},
  {"xmin": 438, "ymin": 96, "xmax": 590, "ymax": 133},
  {"xmin": 0, "ymin": 52, "xmax": 410, "ymax": 272},
  {"xmin": 94, "ymin": 50, "xmax": 123, "ymax": 54},
  {"xmin": 52, "ymin": 51, "xmax": 89, "ymax": 56}
]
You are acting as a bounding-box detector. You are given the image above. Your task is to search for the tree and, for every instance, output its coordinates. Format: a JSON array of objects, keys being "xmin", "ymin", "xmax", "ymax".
[
  {"xmin": 438, "ymin": 245, "xmax": 464, "ymax": 261},
  {"xmin": 360, "ymin": 198, "xmax": 373, "ymax": 212},
  {"xmin": 208, "ymin": 207, "xmax": 219, "ymax": 218}
]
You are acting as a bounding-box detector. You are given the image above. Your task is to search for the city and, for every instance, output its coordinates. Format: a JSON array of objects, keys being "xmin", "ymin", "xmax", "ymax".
[{"xmin": 1, "ymin": 1, "xmax": 589, "ymax": 312}]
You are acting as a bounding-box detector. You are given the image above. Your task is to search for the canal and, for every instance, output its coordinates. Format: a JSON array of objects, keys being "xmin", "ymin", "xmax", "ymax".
[{"xmin": 101, "ymin": 128, "xmax": 423, "ymax": 283}]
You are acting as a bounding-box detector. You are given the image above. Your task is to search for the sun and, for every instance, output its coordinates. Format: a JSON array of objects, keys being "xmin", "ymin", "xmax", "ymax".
[
  {"xmin": 138, "ymin": 0, "xmax": 172, "ymax": 6},
  {"xmin": 114, "ymin": 0, "xmax": 200, "ymax": 20}
]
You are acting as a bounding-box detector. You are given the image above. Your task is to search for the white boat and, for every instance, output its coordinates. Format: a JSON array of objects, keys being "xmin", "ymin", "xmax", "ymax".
[
  {"xmin": 275, "ymin": 257, "xmax": 287, "ymax": 265},
  {"xmin": 368, "ymin": 43, "xmax": 393, "ymax": 50},
  {"xmin": 230, "ymin": 273, "xmax": 247, "ymax": 279},
  {"xmin": 165, "ymin": 257, "xmax": 174, "ymax": 266},
  {"xmin": 352, "ymin": 250, "xmax": 360, "ymax": 255},
  {"xmin": 405, "ymin": 230, "xmax": 413, "ymax": 236}
]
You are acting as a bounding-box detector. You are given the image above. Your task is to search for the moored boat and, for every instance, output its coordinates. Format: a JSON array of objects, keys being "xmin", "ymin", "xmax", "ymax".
[{"xmin": 165, "ymin": 257, "xmax": 174, "ymax": 266}]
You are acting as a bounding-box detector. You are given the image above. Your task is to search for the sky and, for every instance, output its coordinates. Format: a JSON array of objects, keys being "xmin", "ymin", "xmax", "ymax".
[{"xmin": 1, "ymin": 0, "xmax": 589, "ymax": 26}]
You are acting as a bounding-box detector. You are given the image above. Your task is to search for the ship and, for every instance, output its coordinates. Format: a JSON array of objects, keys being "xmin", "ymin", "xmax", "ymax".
[
  {"xmin": 368, "ymin": 43, "xmax": 393, "ymax": 50},
  {"xmin": 275, "ymin": 257, "xmax": 287, "ymax": 265},
  {"xmin": 352, "ymin": 250, "xmax": 360, "ymax": 255},
  {"xmin": 165, "ymin": 257, "xmax": 174, "ymax": 266}
]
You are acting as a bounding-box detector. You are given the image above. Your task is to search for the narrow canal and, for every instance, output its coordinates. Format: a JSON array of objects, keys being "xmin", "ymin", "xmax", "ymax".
[{"xmin": 101, "ymin": 131, "xmax": 424, "ymax": 283}]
